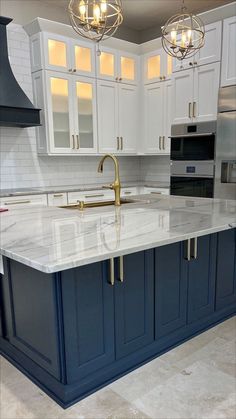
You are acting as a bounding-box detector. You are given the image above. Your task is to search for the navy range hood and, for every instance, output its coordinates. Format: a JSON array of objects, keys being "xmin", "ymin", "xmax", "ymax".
[{"xmin": 0, "ymin": 16, "xmax": 41, "ymax": 128}]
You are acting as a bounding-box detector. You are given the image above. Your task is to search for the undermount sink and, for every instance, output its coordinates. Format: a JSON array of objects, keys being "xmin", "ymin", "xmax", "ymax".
[{"xmin": 59, "ymin": 198, "xmax": 138, "ymax": 211}]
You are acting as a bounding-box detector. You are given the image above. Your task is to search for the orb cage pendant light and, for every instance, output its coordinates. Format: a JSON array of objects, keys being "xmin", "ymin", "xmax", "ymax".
[
  {"xmin": 161, "ymin": 0, "xmax": 205, "ymax": 61},
  {"xmin": 68, "ymin": 0, "xmax": 123, "ymax": 45}
]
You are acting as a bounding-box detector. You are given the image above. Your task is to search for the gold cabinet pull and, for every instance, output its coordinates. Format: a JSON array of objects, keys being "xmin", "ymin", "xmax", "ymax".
[
  {"xmin": 4, "ymin": 200, "xmax": 31, "ymax": 205},
  {"xmin": 68, "ymin": 68, "xmax": 73, "ymax": 72},
  {"xmin": 193, "ymin": 102, "xmax": 196, "ymax": 118},
  {"xmin": 117, "ymin": 136, "xmax": 120, "ymax": 150},
  {"xmin": 188, "ymin": 102, "xmax": 192, "ymax": 119},
  {"xmin": 118, "ymin": 256, "xmax": 124, "ymax": 282},
  {"xmin": 162, "ymin": 136, "xmax": 165, "ymax": 150},
  {"xmin": 72, "ymin": 134, "xmax": 75, "ymax": 149},
  {"xmin": 124, "ymin": 191, "xmax": 132, "ymax": 195},
  {"xmin": 191, "ymin": 237, "xmax": 198, "ymax": 259},
  {"xmin": 119, "ymin": 77, "xmax": 122, "ymax": 82},
  {"xmin": 184, "ymin": 239, "xmax": 191, "ymax": 261},
  {"xmin": 109, "ymin": 258, "xmax": 115, "ymax": 286},
  {"xmin": 150, "ymin": 191, "xmax": 161, "ymax": 195},
  {"xmin": 84, "ymin": 193, "xmax": 104, "ymax": 198},
  {"xmin": 73, "ymin": 68, "xmax": 77, "ymax": 72},
  {"xmin": 76, "ymin": 134, "xmax": 80, "ymax": 149},
  {"xmin": 115, "ymin": 76, "xmax": 119, "ymax": 81},
  {"xmin": 159, "ymin": 136, "xmax": 162, "ymax": 150},
  {"xmin": 120, "ymin": 137, "xmax": 123, "ymax": 151},
  {"xmin": 53, "ymin": 194, "xmax": 63, "ymax": 198}
]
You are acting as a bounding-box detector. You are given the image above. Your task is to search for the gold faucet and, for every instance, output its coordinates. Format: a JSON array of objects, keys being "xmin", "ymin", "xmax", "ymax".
[{"xmin": 98, "ymin": 154, "xmax": 121, "ymax": 206}]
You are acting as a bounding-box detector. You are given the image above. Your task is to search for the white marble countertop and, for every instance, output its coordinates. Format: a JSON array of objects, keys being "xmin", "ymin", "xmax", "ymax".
[
  {"xmin": 0, "ymin": 195, "xmax": 235, "ymax": 274},
  {"xmin": 0, "ymin": 181, "xmax": 170, "ymax": 198}
]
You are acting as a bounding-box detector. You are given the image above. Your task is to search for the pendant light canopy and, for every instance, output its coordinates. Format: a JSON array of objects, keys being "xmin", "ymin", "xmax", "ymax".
[
  {"xmin": 161, "ymin": 0, "xmax": 205, "ymax": 61},
  {"xmin": 68, "ymin": 0, "xmax": 123, "ymax": 43}
]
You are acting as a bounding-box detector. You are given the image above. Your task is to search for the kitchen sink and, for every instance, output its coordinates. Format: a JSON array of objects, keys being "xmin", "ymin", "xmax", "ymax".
[{"xmin": 59, "ymin": 198, "xmax": 139, "ymax": 211}]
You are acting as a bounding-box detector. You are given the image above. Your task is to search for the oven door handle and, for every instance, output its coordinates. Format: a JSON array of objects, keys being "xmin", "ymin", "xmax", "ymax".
[{"xmin": 169, "ymin": 133, "xmax": 215, "ymax": 139}]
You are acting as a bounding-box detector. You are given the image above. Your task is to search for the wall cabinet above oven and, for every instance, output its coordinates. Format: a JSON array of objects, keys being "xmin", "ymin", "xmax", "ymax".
[
  {"xmin": 172, "ymin": 62, "xmax": 220, "ymax": 125},
  {"xmin": 172, "ymin": 22, "xmax": 222, "ymax": 72}
]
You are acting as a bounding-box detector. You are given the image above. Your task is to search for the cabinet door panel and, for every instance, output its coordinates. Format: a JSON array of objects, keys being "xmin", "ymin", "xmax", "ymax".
[
  {"xmin": 188, "ymin": 235, "xmax": 217, "ymax": 323},
  {"xmin": 119, "ymin": 52, "xmax": 138, "ymax": 85},
  {"xmin": 144, "ymin": 83, "xmax": 164, "ymax": 153},
  {"xmin": 44, "ymin": 33, "xmax": 71, "ymax": 73},
  {"xmin": 115, "ymin": 250, "xmax": 154, "ymax": 359},
  {"xmin": 72, "ymin": 40, "xmax": 95, "ymax": 77},
  {"xmin": 97, "ymin": 80, "xmax": 118, "ymax": 153},
  {"xmin": 1, "ymin": 259, "xmax": 60, "ymax": 378},
  {"xmin": 61, "ymin": 261, "xmax": 115, "ymax": 383},
  {"xmin": 144, "ymin": 50, "xmax": 162, "ymax": 84},
  {"xmin": 193, "ymin": 63, "xmax": 220, "ymax": 122},
  {"xmin": 155, "ymin": 242, "xmax": 188, "ymax": 339},
  {"xmin": 197, "ymin": 22, "xmax": 222, "ymax": 66},
  {"xmin": 216, "ymin": 229, "xmax": 236, "ymax": 310},
  {"xmin": 221, "ymin": 17, "xmax": 236, "ymax": 87},
  {"xmin": 172, "ymin": 70, "xmax": 193, "ymax": 124},
  {"xmin": 97, "ymin": 47, "xmax": 117, "ymax": 81},
  {"xmin": 118, "ymin": 84, "xmax": 138, "ymax": 153}
]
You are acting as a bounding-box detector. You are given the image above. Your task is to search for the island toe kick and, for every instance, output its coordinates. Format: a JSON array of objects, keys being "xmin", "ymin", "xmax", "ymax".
[{"xmin": 0, "ymin": 229, "xmax": 236, "ymax": 408}]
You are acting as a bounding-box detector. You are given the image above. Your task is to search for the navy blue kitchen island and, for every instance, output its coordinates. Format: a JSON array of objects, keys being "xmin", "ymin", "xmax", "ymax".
[{"xmin": 0, "ymin": 228, "xmax": 235, "ymax": 408}]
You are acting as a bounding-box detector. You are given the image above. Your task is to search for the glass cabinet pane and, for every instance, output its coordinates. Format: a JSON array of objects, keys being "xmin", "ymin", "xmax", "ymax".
[
  {"xmin": 99, "ymin": 52, "xmax": 115, "ymax": 77},
  {"xmin": 121, "ymin": 56, "xmax": 135, "ymax": 81},
  {"xmin": 147, "ymin": 55, "xmax": 161, "ymax": 80},
  {"xmin": 76, "ymin": 82, "xmax": 94, "ymax": 149},
  {"xmin": 167, "ymin": 55, "xmax": 172, "ymax": 76},
  {"xmin": 48, "ymin": 39, "xmax": 67, "ymax": 68},
  {"xmin": 50, "ymin": 78, "xmax": 70, "ymax": 148},
  {"xmin": 75, "ymin": 46, "xmax": 92, "ymax": 73}
]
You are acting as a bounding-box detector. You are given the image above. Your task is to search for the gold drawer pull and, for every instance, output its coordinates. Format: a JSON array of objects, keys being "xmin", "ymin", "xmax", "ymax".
[
  {"xmin": 53, "ymin": 194, "xmax": 63, "ymax": 198},
  {"xmin": 124, "ymin": 191, "xmax": 132, "ymax": 195},
  {"xmin": 150, "ymin": 191, "xmax": 161, "ymax": 195},
  {"xmin": 109, "ymin": 258, "xmax": 115, "ymax": 285},
  {"xmin": 4, "ymin": 200, "xmax": 31, "ymax": 205},
  {"xmin": 118, "ymin": 256, "xmax": 124, "ymax": 282},
  {"xmin": 84, "ymin": 194, "xmax": 104, "ymax": 199}
]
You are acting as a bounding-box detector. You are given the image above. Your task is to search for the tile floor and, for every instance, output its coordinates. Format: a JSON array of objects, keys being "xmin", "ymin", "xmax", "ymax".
[{"xmin": 0, "ymin": 316, "xmax": 235, "ymax": 419}]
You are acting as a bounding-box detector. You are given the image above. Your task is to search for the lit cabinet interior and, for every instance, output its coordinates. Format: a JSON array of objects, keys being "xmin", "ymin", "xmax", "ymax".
[
  {"xmin": 144, "ymin": 49, "xmax": 172, "ymax": 84},
  {"xmin": 75, "ymin": 80, "xmax": 96, "ymax": 150},
  {"xmin": 50, "ymin": 77, "xmax": 71, "ymax": 149},
  {"xmin": 48, "ymin": 39, "xmax": 68, "ymax": 69},
  {"xmin": 99, "ymin": 50, "xmax": 116, "ymax": 79}
]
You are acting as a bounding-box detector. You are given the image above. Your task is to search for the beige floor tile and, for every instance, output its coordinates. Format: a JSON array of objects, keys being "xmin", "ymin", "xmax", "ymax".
[
  {"xmin": 213, "ymin": 316, "xmax": 236, "ymax": 342},
  {"xmin": 110, "ymin": 357, "xmax": 180, "ymax": 403},
  {"xmin": 133, "ymin": 360, "xmax": 236, "ymax": 419}
]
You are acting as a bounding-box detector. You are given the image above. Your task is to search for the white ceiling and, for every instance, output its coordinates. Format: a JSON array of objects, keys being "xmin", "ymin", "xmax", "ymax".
[{"xmin": 47, "ymin": 0, "xmax": 233, "ymax": 31}]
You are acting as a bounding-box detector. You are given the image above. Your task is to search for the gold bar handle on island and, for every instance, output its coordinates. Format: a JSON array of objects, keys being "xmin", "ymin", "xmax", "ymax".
[
  {"xmin": 191, "ymin": 237, "xmax": 198, "ymax": 260},
  {"xmin": 118, "ymin": 256, "xmax": 124, "ymax": 282},
  {"xmin": 184, "ymin": 239, "xmax": 191, "ymax": 261},
  {"xmin": 109, "ymin": 258, "xmax": 115, "ymax": 286}
]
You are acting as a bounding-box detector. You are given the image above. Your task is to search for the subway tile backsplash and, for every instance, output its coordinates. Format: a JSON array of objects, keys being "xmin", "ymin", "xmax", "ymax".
[{"xmin": 0, "ymin": 23, "xmax": 170, "ymax": 190}]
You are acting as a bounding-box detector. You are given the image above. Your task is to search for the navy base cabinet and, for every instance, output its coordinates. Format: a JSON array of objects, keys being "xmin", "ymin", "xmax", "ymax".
[
  {"xmin": 0, "ymin": 230, "xmax": 235, "ymax": 408},
  {"xmin": 216, "ymin": 229, "xmax": 236, "ymax": 310}
]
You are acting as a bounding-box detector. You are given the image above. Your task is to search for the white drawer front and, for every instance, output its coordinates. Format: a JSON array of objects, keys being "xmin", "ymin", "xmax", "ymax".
[
  {"xmin": 48, "ymin": 193, "xmax": 68, "ymax": 206},
  {"xmin": 121, "ymin": 187, "xmax": 138, "ymax": 196},
  {"xmin": 143, "ymin": 187, "xmax": 170, "ymax": 195},
  {"xmin": 68, "ymin": 189, "xmax": 114, "ymax": 204},
  {"xmin": 0, "ymin": 194, "xmax": 48, "ymax": 207}
]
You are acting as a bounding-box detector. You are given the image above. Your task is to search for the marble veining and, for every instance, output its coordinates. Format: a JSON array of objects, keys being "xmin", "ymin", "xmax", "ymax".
[{"xmin": 0, "ymin": 195, "xmax": 235, "ymax": 273}]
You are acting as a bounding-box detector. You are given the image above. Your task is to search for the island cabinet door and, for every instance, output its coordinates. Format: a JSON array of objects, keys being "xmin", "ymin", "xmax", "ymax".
[
  {"xmin": 61, "ymin": 260, "xmax": 115, "ymax": 383},
  {"xmin": 155, "ymin": 242, "xmax": 188, "ymax": 339},
  {"xmin": 114, "ymin": 250, "xmax": 154, "ymax": 360},
  {"xmin": 0, "ymin": 259, "xmax": 61, "ymax": 379},
  {"xmin": 187, "ymin": 234, "xmax": 217, "ymax": 324},
  {"xmin": 215, "ymin": 229, "xmax": 236, "ymax": 311}
]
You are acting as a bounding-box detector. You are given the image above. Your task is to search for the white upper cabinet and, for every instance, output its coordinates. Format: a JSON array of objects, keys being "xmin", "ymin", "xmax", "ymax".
[
  {"xmin": 193, "ymin": 62, "xmax": 220, "ymax": 122},
  {"xmin": 33, "ymin": 71, "xmax": 98, "ymax": 155},
  {"xmin": 172, "ymin": 69, "xmax": 194, "ymax": 124},
  {"xmin": 118, "ymin": 84, "xmax": 138, "ymax": 153},
  {"xmin": 144, "ymin": 81, "xmax": 171, "ymax": 154},
  {"xmin": 30, "ymin": 32, "xmax": 95, "ymax": 77},
  {"xmin": 97, "ymin": 80, "xmax": 119, "ymax": 153},
  {"xmin": 221, "ymin": 16, "xmax": 236, "ymax": 86},
  {"xmin": 143, "ymin": 48, "xmax": 172, "ymax": 84},
  {"xmin": 172, "ymin": 62, "xmax": 220, "ymax": 124},
  {"xmin": 173, "ymin": 22, "xmax": 222, "ymax": 72},
  {"xmin": 97, "ymin": 80, "xmax": 138, "ymax": 154},
  {"xmin": 97, "ymin": 46, "xmax": 139, "ymax": 84}
]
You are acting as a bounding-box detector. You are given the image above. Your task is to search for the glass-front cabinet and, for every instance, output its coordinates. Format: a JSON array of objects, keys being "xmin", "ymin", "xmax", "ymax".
[
  {"xmin": 143, "ymin": 48, "xmax": 172, "ymax": 84},
  {"xmin": 31, "ymin": 32, "xmax": 95, "ymax": 77},
  {"xmin": 97, "ymin": 46, "xmax": 138, "ymax": 84},
  {"xmin": 34, "ymin": 71, "xmax": 97, "ymax": 154}
]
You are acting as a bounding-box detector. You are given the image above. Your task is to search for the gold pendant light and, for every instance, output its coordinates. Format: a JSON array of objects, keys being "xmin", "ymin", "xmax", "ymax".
[
  {"xmin": 161, "ymin": 0, "xmax": 205, "ymax": 61},
  {"xmin": 68, "ymin": 0, "xmax": 123, "ymax": 43}
]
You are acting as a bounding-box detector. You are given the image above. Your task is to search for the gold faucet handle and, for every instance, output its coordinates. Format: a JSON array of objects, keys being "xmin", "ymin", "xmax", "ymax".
[{"xmin": 102, "ymin": 184, "xmax": 113, "ymax": 190}]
